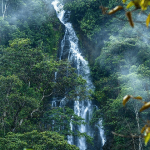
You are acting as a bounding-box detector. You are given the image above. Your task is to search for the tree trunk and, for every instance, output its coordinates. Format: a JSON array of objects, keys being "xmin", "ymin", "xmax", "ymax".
[{"xmin": 134, "ymin": 106, "xmax": 143, "ymax": 150}]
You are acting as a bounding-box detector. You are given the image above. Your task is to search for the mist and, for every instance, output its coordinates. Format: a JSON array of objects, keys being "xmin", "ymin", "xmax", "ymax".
[
  {"xmin": 0, "ymin": 0, "xmax": 57, "ymax": 26},
  {"xmin": 95, "ymin": 10, "xmax": 150, "ymax": 86}
]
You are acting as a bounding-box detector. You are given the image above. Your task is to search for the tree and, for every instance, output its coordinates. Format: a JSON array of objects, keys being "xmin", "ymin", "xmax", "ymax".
[
  {"xmin": 40, "ymin": 106, "xmax": 92, "ymax": 142},
  {"xmin": 0, "ymin": 75, "xmax": 40, "ymax": 135},
  {"xmin": 0, "ymin": 0, "xmax": 89, "ymax": 149},
  {"xmin": 0, "ymin": 130, "xmax": 79, "ymax": 150},
  {"xmin": 90, "ymin": 22, "xmax": 150, "ymax": 148},
  {"xmin": 0, "ymin": 38, "xmax": 91, "ymax": 146}
]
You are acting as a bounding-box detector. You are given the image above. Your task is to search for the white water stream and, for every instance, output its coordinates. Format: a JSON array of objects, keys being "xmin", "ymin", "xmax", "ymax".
[{"xmin": 51, "ymin": 0, "xmax": 105, "ymax": 149}]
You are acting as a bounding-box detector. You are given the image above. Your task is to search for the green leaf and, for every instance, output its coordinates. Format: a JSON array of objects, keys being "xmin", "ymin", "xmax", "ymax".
[
  {"xmin": 126, "ymin": 1, "xmax": 134, "ymax": 8},
  {"xmin": 146, "ymin": 14, "xmax": 150, "ymax": 27},
  {"xmin": 145, "ymin": 132, "xmax": 150, "ymax": 145}
]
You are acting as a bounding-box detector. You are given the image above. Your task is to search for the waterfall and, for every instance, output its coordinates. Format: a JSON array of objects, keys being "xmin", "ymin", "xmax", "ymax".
[{"xmin": 52, "ymin": 0, "xmax": 105, "ymax": 149}]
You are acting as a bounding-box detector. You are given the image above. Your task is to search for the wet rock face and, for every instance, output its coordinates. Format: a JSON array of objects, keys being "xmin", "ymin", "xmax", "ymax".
[
  {"xmin": 86, "ymin": 127, "xmax": 103, "ymax": 150},
  {"xmin": 63, "ymin": 11, "xmax": 71, "ymax": 23},
  {"xmin": 57, "ymin": 23, "xmax": 66, "ymax": 59},
  {"xmin": 79, "ymin": 35, "xmax": 97, "ymax": 65},
  {"xmin": 71, "ymin": 25, "xmax": 101, "ymax": 66},
  {"xmin": 60, "ymin": 29, "xmax": 71, "ymax": 59},
  {"xmin": 102, "ymin": 138, "xmax": 114, "ymax": 150}
]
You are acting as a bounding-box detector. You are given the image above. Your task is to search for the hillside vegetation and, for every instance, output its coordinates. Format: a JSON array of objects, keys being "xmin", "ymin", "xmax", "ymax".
[
  {"xmin": 63, "ymin": 0, "xmax": 150, "ymax": 149},
  {"xmin": 0, "ymin": 0, "xmax": 89, "ymax": 149}
]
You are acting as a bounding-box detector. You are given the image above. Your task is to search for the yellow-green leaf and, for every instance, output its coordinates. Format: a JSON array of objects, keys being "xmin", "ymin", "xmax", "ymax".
[
  {"xmin": 140, "ymin": 0, "xmax": 150, "ymax": 10},
  {"xmin": 145, "ymin": 132, "xmax": 150, "ymax": 145},
  {"xmin": 123, "ymin": 95, "xmax": 132, "ymax": 106},
  {"xmin": 140, "ymin": 0, "xmax": 145, "ymax": 5},
  {"xmin": 126, "ymin": 1, "xmax": 135, "ymax": 8},
  {"xmin": 123, "ymin": 0, "xmax": 127, "ymax": 3},
  {"xmin": 133, "ymin": 96, "xmax": 142, "ymax": 100},
  {"xmin": 146, "ymin": 127, "xmax": 150, "ymax": 134},
  {"xmin": 141, "ymin": 125, "xmax": 147, "ymax": 133},
  {"xmin": 146, "ymin": 14, "xmax": 150, "ymax": 27},
  {"xmin": 126, "ymin": 11, "xmax": 134, "ymax": 27},
  {"xmin": 140, "ymin": 102, "xmax": 150, "ymax": 112},
  {"xmin": 108, "ymin": 6, "xmax": 123, "ymax": 15}
]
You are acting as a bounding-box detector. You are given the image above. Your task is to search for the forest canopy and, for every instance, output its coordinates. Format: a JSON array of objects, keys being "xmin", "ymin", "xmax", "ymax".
[
  {"xmin": 0, "ymin": 0, "xmax": 91, "ymax": 149},
  {"xmin": 1, "ymin": 0, "xmax": 150, "ymax": 149}
]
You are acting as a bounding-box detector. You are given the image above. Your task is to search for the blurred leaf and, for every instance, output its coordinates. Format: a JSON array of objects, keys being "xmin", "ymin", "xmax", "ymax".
[
  {"xmin": 133, "ymin": 96, "xmax": 142, "ymax": 100},
  {"xmin": 126, "ymin": 11, "xmax": 134, "ymax": 27},
  {"xmin": 146, "ymin": 14, "xmax": 150, "ymax": 27},
  {"xmin": 123, "ymin": 95, "xmax": 131, "ymax": 106},
  {"xmin": 126, "ymin": 1, "xmax": 134, "ymax": 8},
  {"xmin": 140, "ymin": 102, "xmax": 150, "ymax": 112},
  {"xmin": 108, "ymin": 6, "xmax": 123, "ymax": 15},
  {"xmin": 141, "ymin": 125, "xmax": 147, "ymax": 133},
  {"xmin": 145, "ymin": 132, "xmax": 150, "ymax": 145}
]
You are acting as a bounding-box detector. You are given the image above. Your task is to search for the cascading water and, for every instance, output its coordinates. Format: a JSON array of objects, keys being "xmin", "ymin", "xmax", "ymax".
[{"xmin": 52, "ymin": 0, "xmax": 105, "ymax": 149}]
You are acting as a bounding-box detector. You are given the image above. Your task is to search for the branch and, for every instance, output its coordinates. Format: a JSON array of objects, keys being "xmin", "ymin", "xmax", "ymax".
[
  {"xmin": 44, "ymin": 92, "xmax": 54, "ymax": 98},
  {"xmin": 2, "ymin": 0, "xmax": 9, "ymax": 18},
  {"xmin": 41, "ymin": 90, "xmax": 53, "ymax": 101},
  {"xmin": 31, "ymin": 108, "xmax": 39, "ymax": 118},
  {"xmin": 112, "ymin": 131, "xmax": 144, "ymax": 139},
  {"xmin": 114, "ymin": 16, "xmax": 145, "ymax": 24}
]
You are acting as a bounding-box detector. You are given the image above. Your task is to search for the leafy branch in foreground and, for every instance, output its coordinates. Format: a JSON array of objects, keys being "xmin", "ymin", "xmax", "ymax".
[{"xmin": 100, "ymin": 0, "xmax": 150, "ymax": 27}]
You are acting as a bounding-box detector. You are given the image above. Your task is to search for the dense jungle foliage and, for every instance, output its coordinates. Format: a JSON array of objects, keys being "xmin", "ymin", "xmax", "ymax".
[
  {"xmin": 63, "ymin": 0, "xmax": 150, "ymax": 149},
  {"xmin": 0, "ymin": 0, "xmax": 92, "ymax": 149},
  {"xmin": 1, "ymin": 0, "xmax": 150, "ymax": 149}
]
